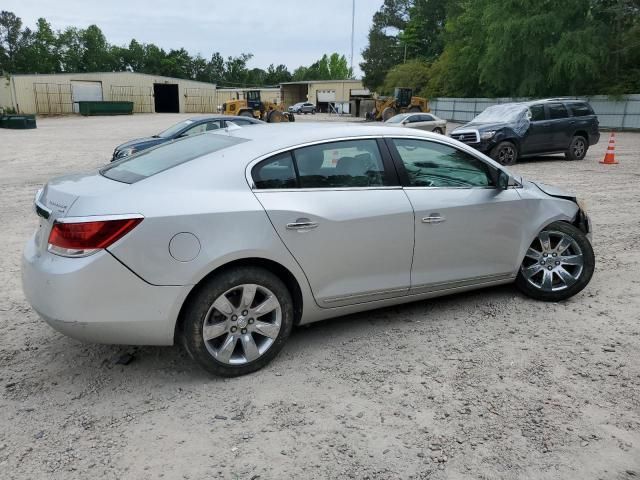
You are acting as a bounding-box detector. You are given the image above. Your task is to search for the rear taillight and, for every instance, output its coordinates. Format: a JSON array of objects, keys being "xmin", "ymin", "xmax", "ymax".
[{"xmin": 48, "ymin": 217, "xmax": 142, "ymax": 257}]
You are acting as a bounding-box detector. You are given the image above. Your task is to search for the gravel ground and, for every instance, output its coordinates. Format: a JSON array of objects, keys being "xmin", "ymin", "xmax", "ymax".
[{"xmin": 0, "ymin": 113, "xmax": 638, "ymax": 480}]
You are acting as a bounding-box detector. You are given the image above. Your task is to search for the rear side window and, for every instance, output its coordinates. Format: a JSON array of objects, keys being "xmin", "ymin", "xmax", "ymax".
[
  {"xmin": 102, "ymin": 133, "xmax": 248, "ymax": 183},
  {"xmin": 252, "ymin": 152, "xmax": 297, "ymax": 189},
  {"xmin": 568, "ymin": 103, "xmax": 593, "ymax": 116},
  {"xmin": 392, "ymin": 138, "xmax": 494, "ymax": 188},
  {"xmin": 251, "ymin": 139, "xmax": 388, "ymax": 189},
  {"xmin": 548, "ymin": 103, "xmax": 568, "ymax": 119},
  {"xmin": 295, "ymin": 139, "xmax": 386, "ymax": 188}
]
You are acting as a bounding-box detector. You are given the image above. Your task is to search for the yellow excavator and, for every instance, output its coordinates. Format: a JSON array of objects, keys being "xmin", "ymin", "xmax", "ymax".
[
  {"xmin": 367, "ymin": 87, "xmax": 429, "ymax": 121},
  {"xmin": 222, "ymin": 90, "xmax": 294, "ymax": 123}
]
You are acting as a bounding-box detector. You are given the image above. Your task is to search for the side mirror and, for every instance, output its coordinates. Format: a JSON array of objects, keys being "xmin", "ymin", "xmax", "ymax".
[{"xmin": 497, "ymin": 170, "xmax": 510, "ymax": 190}]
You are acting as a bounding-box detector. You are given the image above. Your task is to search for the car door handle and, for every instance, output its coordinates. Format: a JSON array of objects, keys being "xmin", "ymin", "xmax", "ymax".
[
  {"xmin": 286, "ymin": 219, "xmax": 318, "ymax": 230},
  {"xmin": 422, "ymin": 214, "xmax": 446, "ymax": 224}
]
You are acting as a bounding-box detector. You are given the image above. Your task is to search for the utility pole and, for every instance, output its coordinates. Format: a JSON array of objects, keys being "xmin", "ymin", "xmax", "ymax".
[{"xmin": 350, "ymin": 0, "xmax": 355, "ymax": 76}]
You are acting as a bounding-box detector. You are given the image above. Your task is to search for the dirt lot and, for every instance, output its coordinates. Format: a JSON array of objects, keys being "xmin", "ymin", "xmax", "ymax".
[{"xmin": 1, "ymin": 113, "xmax": 639, "ymax": 480}]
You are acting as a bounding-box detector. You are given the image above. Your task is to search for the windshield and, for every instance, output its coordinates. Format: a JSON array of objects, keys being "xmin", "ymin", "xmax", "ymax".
[
  {"xmin": 473, "ymin": 104, "xmax": 529, "ymax": 125},
  {"xmin": 386, "ymin": 114, "xmax": 410, "ymax": 124},
  {"xmin": 156, "ymin": 119, "xmax": 195, "ymax": 138},
  {"xmin": 101, "ymin": 133, "xmax": 248, "ymax": 183}
]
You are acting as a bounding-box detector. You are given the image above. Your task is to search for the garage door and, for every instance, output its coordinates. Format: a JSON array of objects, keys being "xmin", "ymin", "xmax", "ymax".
[
  {"xmin": 317, "ymin": 90, "xmax": 336, "ymax": 102},
  {"xmin": 71, "ymin": 81, "xmax": 103, "ymax": 113}
]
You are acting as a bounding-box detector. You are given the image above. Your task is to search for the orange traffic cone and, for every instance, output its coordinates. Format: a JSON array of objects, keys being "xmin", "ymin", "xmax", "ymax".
[{"xmin": 600, "ymin": 132, "xmax": 618, "ymax": 164}]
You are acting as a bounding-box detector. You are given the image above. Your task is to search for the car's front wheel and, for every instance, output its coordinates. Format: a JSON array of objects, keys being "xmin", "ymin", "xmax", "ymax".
[
  {"xmin": 516, "ymin": 222, "xmax": 594, "ymax": 302},
  {"xmin": 182, "ymin": 267, "xmax": 294, "ymax": 377},
  {"xmin": 565, "ymin": 135, "xmax": 588, "ymax": 160},
  {"xmin": 490, "ymin": 141, "xmax": 518, "ymax": 166}
]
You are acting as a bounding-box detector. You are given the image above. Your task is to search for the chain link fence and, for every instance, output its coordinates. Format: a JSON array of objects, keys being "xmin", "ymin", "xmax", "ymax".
[{"xmin": 430, "ymin": 95, "xmax": 640, "ymax": 130}]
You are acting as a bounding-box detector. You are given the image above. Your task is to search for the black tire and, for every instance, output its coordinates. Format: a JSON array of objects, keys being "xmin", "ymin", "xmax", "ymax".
[
  {"xmin": 182, "ymin": 266, "xmax": 294, "ymax": 377},
  {"xmin": 408, "ymin": 106, "xmax": 422, "ymax": 113},
  {"xmin": 382, "ymin": 107, "xmax": 397, "ymax": 122},
  {"xmin": 288, "ymin": 112, "xmax": 295, "ymax": 122},
  {"xmin": 433, "ymin": 127, "xmax": 444, "ymax": 134},
  {"xmin": 565, "ymin": 135, "xmax": 588, "ymax": 160},
  {"xmin": 490, "ymin": 141, "xmax": 518, "ymax": 166},
  {"xmin": 515, "ymin": 221, "xmax": 594, "ymax": 302},
  {"xmin": 239, "ymin": 110, "xmax": 254, "ymax": 118},
  {"xmin": 311, "ymin": 109, "xmax": 316, "ymax": 114}
]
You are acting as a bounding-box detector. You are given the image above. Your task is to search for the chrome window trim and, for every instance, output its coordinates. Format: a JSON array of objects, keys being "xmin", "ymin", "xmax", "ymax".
[{"xmin": 246, "ymin": 135, "xmax": 390, "ymax": 191}]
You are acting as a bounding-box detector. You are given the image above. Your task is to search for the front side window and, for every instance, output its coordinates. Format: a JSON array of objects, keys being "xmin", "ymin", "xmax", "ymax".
[
  {"xmin": 392, "ymin": 138, "xmax": 494, "ymax": 188},
  {"xmin": 295, "ymin": 139, "xmax": 386, "ymax": 188},
  {"xmin": 529, "ymin": 105, "xmax": 545, "ymax": 121},
  {"xmin": 548, "ymin": 103, "xmax": 568, "ymax": 119}
]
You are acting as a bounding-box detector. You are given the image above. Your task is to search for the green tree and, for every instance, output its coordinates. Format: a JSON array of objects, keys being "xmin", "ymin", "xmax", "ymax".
[
  {"xmin": 0, "ymin": 10, "xmax": 23, "ymax": 72},
  {"xmin": 382, "ymin": 58, "xmax": 431, "ymax": 95},
  {"xmin": 360, "ymin": 0, "xmax": 412, "ymax": 90}
]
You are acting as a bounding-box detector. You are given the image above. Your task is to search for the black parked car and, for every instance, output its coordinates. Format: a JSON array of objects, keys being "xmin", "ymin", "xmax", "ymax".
[
  {"xmin": 450, "ymin": 99, "xmax": 600, "ymax": 165},
  {"xmin": 112, "ymin": 115, "xmax": 263, "ymax": 161}
]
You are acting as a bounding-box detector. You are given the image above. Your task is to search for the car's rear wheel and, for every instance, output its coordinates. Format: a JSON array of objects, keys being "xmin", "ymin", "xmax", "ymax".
[
  {"xmin": 182, "ymin": 267, "xmax": 293, "ymax": 377},
  {"xmin": 490, "ymin": 141, "xmax": 518, "ymax": 166},
  {"xmin": 565, "ymin": 135, "xmax": 588, "ymax": 160},
  {"xmin": 516, "ymin": 222, "xmax": 594, "ymax": 302},
  {"xmin": 433, "ymin": 127, "xmax": 444, "ymax": 134}
]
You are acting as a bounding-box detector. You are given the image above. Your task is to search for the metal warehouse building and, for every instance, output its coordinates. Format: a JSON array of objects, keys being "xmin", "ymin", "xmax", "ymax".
[
  {"xmin": 0, "ymin": 72, "xmax": 218, "ymax": 115},
  {"xmin": 280, "ymin": 79, "xmax": 370, "ymax": 115}
]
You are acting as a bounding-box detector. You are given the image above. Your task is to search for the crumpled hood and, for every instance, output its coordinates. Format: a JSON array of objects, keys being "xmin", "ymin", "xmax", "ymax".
[
  {"xmin": 454, "ymin": 122, "xmax": 511, "ymax": 132},
  {"xmin": 528, "ymin": 180, "xmax": 576, "ymax": 201}
]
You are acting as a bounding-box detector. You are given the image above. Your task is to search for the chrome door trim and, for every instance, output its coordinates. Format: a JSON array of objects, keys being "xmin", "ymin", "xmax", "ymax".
[
  {"xmin": 409, "ymin": 273, "xmax": 515, "ymax": 296},
  {"xmin": 321, "ymin": 286, "xmax": 409, "ymax": 305},
  {"xmin": 320, "ymin": 273, "xmax": 515, "ymax": 305}
]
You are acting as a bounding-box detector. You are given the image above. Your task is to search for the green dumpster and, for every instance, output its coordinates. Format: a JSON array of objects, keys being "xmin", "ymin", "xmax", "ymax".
[
  {"xmin": 0, "ymin": 114, "xmax": 37, "ymax": 129},
  {"xmin": 78, "ymin": 101, "xmax": 134, "ymax": 116}
]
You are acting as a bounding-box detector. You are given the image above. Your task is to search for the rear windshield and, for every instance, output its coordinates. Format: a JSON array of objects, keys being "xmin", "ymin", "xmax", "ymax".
[{"xmin": 101, "ymin": 133, "xmax": 248, "ymax": 183}]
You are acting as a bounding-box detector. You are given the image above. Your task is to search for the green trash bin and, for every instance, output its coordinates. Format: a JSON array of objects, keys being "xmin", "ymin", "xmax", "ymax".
[
  {"xmin": 78, "ymin": 101, "xmax": 134, "ymax": 116},
  {"xmin": 1, "ymin": 114, "xmax": 37, "ymax": 129}
]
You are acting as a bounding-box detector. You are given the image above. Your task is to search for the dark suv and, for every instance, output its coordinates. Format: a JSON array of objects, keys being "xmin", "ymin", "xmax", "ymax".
[{"xmin": 450, "ymin": 99, "xmax": 600, "ymax": 165}]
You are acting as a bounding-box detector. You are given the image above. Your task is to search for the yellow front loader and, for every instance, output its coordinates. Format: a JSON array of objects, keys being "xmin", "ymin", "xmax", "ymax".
[
  {"xmin": 222, "ymin": 90, "xmax": 294, "ymax": 123},
  {"xmin": 367, "ymin": 87, "xmax": 429, "ymax": 121}
]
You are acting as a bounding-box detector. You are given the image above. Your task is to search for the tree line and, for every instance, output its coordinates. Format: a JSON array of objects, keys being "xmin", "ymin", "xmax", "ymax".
[
  {"xmin": 0, "ymin": 11, "xmax": 352, "ymax": 87},
  {"xmin": 361, "ymin": 0, "xmax": 640, "ymax": 98}
]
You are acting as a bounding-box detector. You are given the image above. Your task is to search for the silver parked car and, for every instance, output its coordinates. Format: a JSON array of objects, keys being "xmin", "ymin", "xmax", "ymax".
[
  {"xmin": 385, "ymin": 112, "xmax": 447, "ymax": 134},
  {"xmin": 22, "ymin": 123, "xmax": 594, "ymax": 376}
]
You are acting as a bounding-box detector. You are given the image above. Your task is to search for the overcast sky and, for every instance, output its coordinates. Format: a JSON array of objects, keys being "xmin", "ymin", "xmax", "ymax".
[{"xmin": 4, "ymin": 0, "xmax": 383, "ymax": 78}]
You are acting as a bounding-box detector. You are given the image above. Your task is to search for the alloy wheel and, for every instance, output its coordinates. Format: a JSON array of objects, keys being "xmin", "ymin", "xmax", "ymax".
[
  {"xmin": 202, "ymin": 284, "xmax": 282, "ymax": 365},
  {"xmin": 498, "ymin": 145, "xmax": 516, "ymax": 165},
  {"xmin": 520, "ymin": 230, "xmax": 584, "ymax": 292},
  {"xmin": 573, "ymin": 138, "xmax": 586, "ymax": 158}
]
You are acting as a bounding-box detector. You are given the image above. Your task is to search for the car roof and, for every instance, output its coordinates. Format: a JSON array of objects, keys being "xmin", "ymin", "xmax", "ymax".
[
  {"xmin": 490, "ymin": 98, "xmax": 589, "ymax": 109},
  {"xmin": 214, "ymin": 122, "xmax": 429, "ymax": 154}
]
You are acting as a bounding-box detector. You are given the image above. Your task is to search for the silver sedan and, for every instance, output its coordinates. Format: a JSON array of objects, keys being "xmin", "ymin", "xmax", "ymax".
[
  {"xmin": 22, "ymin": 123, "xmax": 594, "ymax": 376},
  {"xmin": 385, "ymin": 112, "xmax": 448, "ymax": 134}
]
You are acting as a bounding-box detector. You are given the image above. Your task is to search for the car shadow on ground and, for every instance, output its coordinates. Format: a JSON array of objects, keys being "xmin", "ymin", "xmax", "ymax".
[
  {"xmin": 45, "ymin": 282, "xmax": 522, "ymax": 384},
  {"xmin": 516, "ymin": 154, "xmax": 569, "ymax": 164}
]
